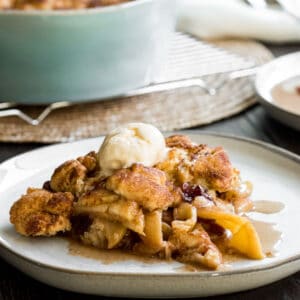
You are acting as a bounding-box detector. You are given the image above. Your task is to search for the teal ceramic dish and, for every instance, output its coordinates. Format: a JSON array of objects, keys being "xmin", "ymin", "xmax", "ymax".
[{"xmin": 0, "ymin": 0, "xmax": 175, "ymax": 104}]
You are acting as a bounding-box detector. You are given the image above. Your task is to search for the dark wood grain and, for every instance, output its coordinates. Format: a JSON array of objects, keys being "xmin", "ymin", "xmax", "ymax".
[{"xmin": 0, "ymin": 45, "xmax": 300, "ymax": 300}]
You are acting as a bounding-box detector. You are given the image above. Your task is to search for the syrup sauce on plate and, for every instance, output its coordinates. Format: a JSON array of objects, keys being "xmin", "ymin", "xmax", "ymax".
[
  {"xmin": 252, "ymin": 200, "xmax": 285, "ymax": 214},
  {"xmin": 271, "ymin": 76, "xmax": 300, "ymax": 115},
  {"xmin": 69, "ymin": 239, "xmax": 163, "ymax": 265},
  {"xmin": 68, "ymin": 200, "xmax": 284, "ymax": 271}
]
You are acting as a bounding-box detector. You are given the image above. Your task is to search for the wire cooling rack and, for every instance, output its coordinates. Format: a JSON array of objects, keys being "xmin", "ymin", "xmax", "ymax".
[{"xmin": 0, "ymin": 32, "xmax": 258, "ymax": 126}]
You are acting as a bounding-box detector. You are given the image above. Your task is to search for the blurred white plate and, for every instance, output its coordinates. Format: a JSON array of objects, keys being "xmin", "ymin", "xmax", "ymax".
[
  {"xmin": 0, "ymin": 133, "xmax": 299, "ymax": 297},
  {"xmin": 256, "ymin": 52, "xmax": 300, "ymax": 131}
]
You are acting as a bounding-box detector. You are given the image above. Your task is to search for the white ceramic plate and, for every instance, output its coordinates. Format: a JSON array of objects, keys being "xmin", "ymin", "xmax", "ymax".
[
  {"xmin": 0, "ymin": 133, "xmax": 300, "ymax": 298},
  {"xmin": 255, "ymin": 52, "xmax": 300, "ymax": 131},
  {"xmin": 277, "ymin": 0, "xmax": 300, "ymax": 19}
]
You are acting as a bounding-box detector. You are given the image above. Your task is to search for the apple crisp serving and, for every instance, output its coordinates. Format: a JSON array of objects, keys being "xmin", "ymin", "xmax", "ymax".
[{"xmin": 9, "ymin": 125, "xmax": 264, "ymax": 270}]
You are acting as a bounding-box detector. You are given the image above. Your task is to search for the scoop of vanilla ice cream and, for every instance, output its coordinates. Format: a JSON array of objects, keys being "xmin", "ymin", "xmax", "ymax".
[{"xmin": 98, "ymin": 123, "xmax": 167, "ymax": 176}]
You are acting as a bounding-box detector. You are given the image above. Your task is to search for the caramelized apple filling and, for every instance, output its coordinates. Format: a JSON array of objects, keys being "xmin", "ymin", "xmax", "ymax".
[{"xmin": 9, "ymin": 134, "xmax": 263, "ymax": 270}]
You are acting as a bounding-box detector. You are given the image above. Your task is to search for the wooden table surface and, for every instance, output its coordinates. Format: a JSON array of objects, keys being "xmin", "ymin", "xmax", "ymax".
[{"xmin": 0, "ymin": 44, "xmax": 300, "ymax": 300}]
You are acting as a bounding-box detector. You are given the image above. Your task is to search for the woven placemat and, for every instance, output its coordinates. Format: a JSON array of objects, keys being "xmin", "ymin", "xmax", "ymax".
[{"xmin": 0, "ymin": 39, "xmax": 273, "ymax": 143}]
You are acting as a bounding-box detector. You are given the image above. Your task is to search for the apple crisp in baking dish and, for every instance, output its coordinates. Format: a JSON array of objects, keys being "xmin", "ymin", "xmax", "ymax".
[{"xmin": 0, "ymin": 0, "xmax": 131, "ymax": 10}]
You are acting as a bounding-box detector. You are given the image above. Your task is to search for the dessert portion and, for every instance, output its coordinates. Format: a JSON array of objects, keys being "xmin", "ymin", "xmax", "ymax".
[
  {"xmin": 10, "ymin": 188, "xmax": 73, "ymax": 236},
  {"xmin": 0, "ymin": 0, "xmax": 131, "ymax": 10},
  {"xmin": 9, "ymin": 123, "xmax": 264, "ymax": 270}
]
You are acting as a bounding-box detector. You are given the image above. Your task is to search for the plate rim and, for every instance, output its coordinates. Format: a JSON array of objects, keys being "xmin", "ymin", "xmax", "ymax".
[
  {"xmin": 1, "ymin": 132, "xmax": 300, "ymax": 277},
  {"xmin": 255, "ymin": 51, "xmax": 300, "ymax": 120}
]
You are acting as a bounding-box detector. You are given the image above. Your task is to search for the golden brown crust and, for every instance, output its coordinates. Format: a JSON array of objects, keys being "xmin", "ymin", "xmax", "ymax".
[
  {"xmin": 106, "ymin": 164, "xmax": 181, "ymax": 211},
  {"xmin": 157, "ymin": 137, "xmax": 234, "ymax": 192},
  {"xmin": 169, "ymin": 224, "xmax": 222, "ymax": 269},
  {"xmin": 77, "ymin": 151, "xmax": 98, "ymax": 173},
  {"xmin": 50, "ymin": 160, "xmax": 87, "ymax": 196},
  {"xmin": 166, "ymin": 135, "xmax": 196, "ymax": 150},
  {"xmin": 193, "ymin": 147, "xmax": 234, "ymax": 192},
  {"xmin": 10, "ymin": 188, "xmax": 74, "ymax": 236},
  {"xmin": 50, "ymin": 152, "xmax": 99, "ymax": 197},
  {"xmin": 2, "ymin": 0, "xmax": 130, "ymax": 10}
]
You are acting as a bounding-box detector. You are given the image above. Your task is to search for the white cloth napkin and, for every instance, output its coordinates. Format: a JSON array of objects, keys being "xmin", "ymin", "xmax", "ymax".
[{"xmin": 176, "ymin": 0, "xmax": 300, "ymax": 43}]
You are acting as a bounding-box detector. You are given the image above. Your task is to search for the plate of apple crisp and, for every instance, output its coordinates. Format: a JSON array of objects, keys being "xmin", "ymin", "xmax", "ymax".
[{"xmin": 0, "ymin": 123, "xmax": 299, "ymax": 297}]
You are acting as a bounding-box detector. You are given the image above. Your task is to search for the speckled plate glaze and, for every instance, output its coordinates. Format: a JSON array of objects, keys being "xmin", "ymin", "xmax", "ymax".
[{"xmin": 0, "ymin": 133, "xmax": 299, "ymax": 298}]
